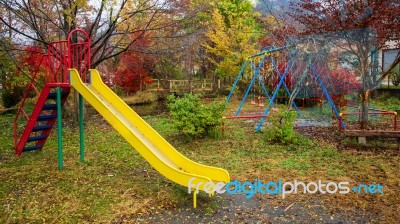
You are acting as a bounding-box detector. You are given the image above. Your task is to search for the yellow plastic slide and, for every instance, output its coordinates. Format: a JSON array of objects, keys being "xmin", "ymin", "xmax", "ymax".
[{"xmin": 69, "ymin": 69, "xmax": 230, "ymax": 206}]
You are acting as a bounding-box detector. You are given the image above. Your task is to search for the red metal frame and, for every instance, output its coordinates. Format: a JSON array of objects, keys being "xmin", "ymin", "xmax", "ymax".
[
  {"xmin": 68, "ymin": 29, "xmax": 91, "ymax": 82},
  {"xmin": 47, "ymin": 41, "xmax": 69, "ymax": 83},
  {"xmin": 14, "ymin": 28, "xmax": 91, "ymax": 155},
  {"xmin": 224, "ymin": 115, "xmax": 268, "ymax": 119},
  {"xmin": 339, "ymin": 109, "xmax": 398, "ymax": 132},
  {"xmin": 15, "ymin": 85, "xmax": 51, "ymax": 155},
  {"xmin": 14, "ymin": 54, "xmax": 46, "ymax": 149},
  {"xmin": 257, "ymin": 96, "xmax": 324, "ymax": 110}
]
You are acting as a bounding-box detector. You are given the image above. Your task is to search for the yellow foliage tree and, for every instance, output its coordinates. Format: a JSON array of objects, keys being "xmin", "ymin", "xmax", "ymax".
[{"xmin": 204, "ymin": 8, "xmax": 259, "ymax": 78}]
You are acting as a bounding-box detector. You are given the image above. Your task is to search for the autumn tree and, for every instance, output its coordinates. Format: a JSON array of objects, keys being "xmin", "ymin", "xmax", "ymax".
[
  {"xmin": 204, "ymin": 0, "xmax": 260, "ymax": 78},
  {"xmin": 0, "ymin": 0, "xmax": 195, "ymax": 120},
  {"xmin": 0, "ymin": 44, "xmax": 48, "ymax": 107},
  {"xmin": 151, "ymin": 0, "xmax": 218, "ymax": 83},
  {"xmin": 102, "ymin": 0, "xmax": 218, "ymax": 92},
  {"xmin": 0, "ymin": 39, "xmax": 18, "ymax": 108},
  {"xmin": 290, "ymin": 0, "xmax": 400, "ymax": 129},
  {"xmin": 114, "ymin": 34, "xmax": 154, "ymax": 93},
  {"xmin": 256, "ymin": 0, "xmax": 300, "ymax": 47},
  {"xmin": 0, "ymin": 0, "xmax": 190, "ymax": 68}
]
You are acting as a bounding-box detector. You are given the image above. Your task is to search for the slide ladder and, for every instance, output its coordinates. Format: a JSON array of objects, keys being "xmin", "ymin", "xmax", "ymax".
[{"xmin": 14, "ymin": 84, "xmax": 70, "ymax": 156}]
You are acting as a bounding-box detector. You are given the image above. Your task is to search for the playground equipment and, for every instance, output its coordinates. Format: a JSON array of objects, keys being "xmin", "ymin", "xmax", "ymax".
[
  {"xmin": 13, "ymin": 29, "xmax": 229, "ymax": 208},
  {"xmin": 339, "ymin": 108, "xmax": 398, "ymax": 132},
  {"xmin": 226, "ymin": 45, "xmax": 300, "ymax": 116},
  {"xmin": 338, "ymin": 107, "xmax": 399, "ymax": 144},
  {"xmin": 225, "ymin": 45, "xmax": 345, "ymax": 132}
]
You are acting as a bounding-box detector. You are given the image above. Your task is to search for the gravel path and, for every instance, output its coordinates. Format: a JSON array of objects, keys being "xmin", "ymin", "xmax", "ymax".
[{"xmin": 136, "ymin": 193, "xmax": 376, "ymax": 223}]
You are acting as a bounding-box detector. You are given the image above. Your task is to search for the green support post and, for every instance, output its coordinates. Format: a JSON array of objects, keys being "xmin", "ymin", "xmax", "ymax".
[
  {"xmin": 79, "ymin": 93, "xmax": 85, "ymax": 162},
  {"xmin": 56, "ymin": 87, "xmax": 63, "ymax": 170}
]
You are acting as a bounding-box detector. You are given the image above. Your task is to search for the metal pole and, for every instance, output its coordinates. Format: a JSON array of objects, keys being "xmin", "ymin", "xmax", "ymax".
[
  {"xmin": 269, "ymin": 55, "xmax": 301, "ymax": 116},
  {"xmin": 310, "ymin": 64, "xmax": 346, "ymax": 129},
  {"xmin": 226, "ymin": 61, "xmax": 248, "ymax": 104},
  {"xmin": 258, "ymin": 75, "xmax": 271, "ymax": 102},
  {"xmin": 235, "ymin": 55, "xmax": 267, "ymax": 116},
  {"xmin": 193, "ymin": 191, "xmax": 197, "ymax": 208},
  {"xmin": 79, "ymin": 93, "xmax": 84, "ymax": 162},
  {"xmin": 56, "ymin": 87, "xmax": 63, "ymax": 170},
  {"xmin": 339, "ymin": 113, "xmax": 343, "ymax": 132},
  {"xmin": 248, "ymin": 45, "xmax": 292, "ymax": 59},
  {"xmin": 256, "ymin": 50, "xmax": 298, "ymax": 132},
  {"xmin": 221, "ymin": 117, "xmax": 225, "ymax": 138}
]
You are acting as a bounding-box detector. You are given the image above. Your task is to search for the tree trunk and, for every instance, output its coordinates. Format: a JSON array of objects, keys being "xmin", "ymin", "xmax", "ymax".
[
  {"xmin": 360, "ymin": 89, "xmax": 370, "ymax": 129},
  {"xmin": 212, "ymin": 74, "xmax": 218, "ymax": 93}
]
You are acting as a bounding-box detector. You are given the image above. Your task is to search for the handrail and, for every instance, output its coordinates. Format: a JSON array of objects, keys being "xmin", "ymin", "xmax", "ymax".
[
  {"xmin": 68, "ymin": 29, "xmax": 91, "ymax": 83},
  {"xmin": 339, "ymin": 109, "xmax": 398, "ymax": 132},
  {"xmin": 47, "ymin": 40, "xmax": 68, "ymax": 83},
  {"xmin": 13, "ymin": 54, "xmax": 47, "ymax": 149}
]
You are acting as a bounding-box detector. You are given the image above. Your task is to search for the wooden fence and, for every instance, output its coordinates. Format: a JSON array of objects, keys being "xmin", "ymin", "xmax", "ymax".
[{"xmin": 146, "ymin": 79, "xmax": 221, "ymax": 93}]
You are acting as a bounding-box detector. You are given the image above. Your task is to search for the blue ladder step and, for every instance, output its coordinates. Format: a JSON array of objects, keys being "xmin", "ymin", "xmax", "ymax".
[
  {"xmin": 32, "ymin": 125, "xmax": 52, "ymax": 132},
  {"xmin": 37, "ymin": 114, "xmax": 57, "ymax": 121},
  {"xmin": 23, "ymin": 145, "xmax": 42, "ymax": 152},
  {"xmin": 42, "ymin": 104, "xmax": 57, "ymax": 110},
  {"xmin": 27, "ymin": 135, "xmax": 47, "ymax": 142},
  {"xmin": 47, "ymin": 92, "xmax": 69, "ymax": 99}
]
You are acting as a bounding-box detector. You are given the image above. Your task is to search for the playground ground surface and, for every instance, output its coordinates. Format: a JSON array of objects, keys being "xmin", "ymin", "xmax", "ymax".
[{"xmin": 0, "ymin": 98, "xmax": 399, "ymax": 223}]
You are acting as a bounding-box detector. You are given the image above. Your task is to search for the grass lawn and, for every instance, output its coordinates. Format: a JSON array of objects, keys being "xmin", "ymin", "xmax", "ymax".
[{"xmin": 0, "ymin": 99, "xmax": 399, "ymax": 223}]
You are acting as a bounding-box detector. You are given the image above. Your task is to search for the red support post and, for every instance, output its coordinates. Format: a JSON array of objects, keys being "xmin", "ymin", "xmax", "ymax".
[
  {"xmin": 338, "ymin": 113, "xmax": 343, "ymax": 132},
  {"xmin": 319, "ymin": 98, "xmax": 322, "ymax": 113},
  {"xmin": 221, "ymin": 117, "xmax": 225, "ymax": 138}
]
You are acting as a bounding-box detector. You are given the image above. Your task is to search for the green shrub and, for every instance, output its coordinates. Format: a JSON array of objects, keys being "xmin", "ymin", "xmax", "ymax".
[
  {"xmin": 264, "ymin": 109, "xmax": 298, "ymax": 144},
  {"xmin": 392, "ymin": 73, "xmax": 400, "ymax": 86},
  {"xmin": 389, "ymin": 65, "xmax": 399, "ymax": 86},
  {"xmin": 167, "ymin": 93, "xmax": 225, "ymax": 139}
]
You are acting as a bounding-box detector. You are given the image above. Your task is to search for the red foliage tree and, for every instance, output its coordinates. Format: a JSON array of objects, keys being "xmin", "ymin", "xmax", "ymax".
[
  {"xmin": 19, "ymin": 46, "xmax": 47, "ymax": 74},
  {"xmin": 330, "ymin": 68, "xmax": 360, "ymax": 94},
  {"xmin": 290, "ymin": 0, "xmax": 399, "ymax": 48},
  {"xmin": 289, "ymin": 0, "xmax": 399, "ymax": 128},
  {"xmin": 114, "ymin": 36, "xmax": 154, "ymax": 94},
  {"xmin": 6, "ymin": 46, "xmax": 48, "ymax": 89},
  {"xmin": 270, "ymin": 62, "xmax": 292, "ymax": 91}
]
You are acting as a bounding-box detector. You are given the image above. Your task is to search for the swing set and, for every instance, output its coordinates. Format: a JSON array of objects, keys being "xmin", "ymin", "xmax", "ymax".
[{"xmin": 225, "ymin": 45, "xmax": 346, "ymax": 132}]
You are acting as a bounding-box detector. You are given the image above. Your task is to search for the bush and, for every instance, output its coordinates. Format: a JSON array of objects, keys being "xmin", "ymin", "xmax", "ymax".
[
  {"xmin": 264, "ymin": 109, "xmax": 298, "ymax": 144},
  {"xmin": 167, "ymin": 93, "xmax": 226, "ymax": 139},
  {"xmin": 389, "ymin": 64, "xmax": 399, "ymax": 86},
  {"xmin": 1, "ymin": 87, "xmax": 23, "ymax": 108},
  {"xmin": 391, "ymin": 72, "xmax": 399, "ymax": 86}
]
